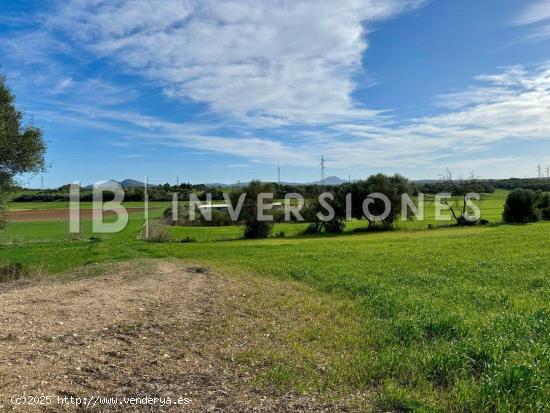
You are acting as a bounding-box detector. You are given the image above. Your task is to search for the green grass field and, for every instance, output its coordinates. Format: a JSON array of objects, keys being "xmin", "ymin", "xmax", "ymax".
[{"xmin": 1, "ymin": 190, "xmax": 548, "ymax": 411}]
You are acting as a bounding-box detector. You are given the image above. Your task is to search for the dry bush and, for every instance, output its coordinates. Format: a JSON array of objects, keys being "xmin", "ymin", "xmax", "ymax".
[
  {"xmin": 0, "ymin": 262, "xmax": 24, "ymax": 283},
  {"xmin": 139, "ymin": 223, "xmax": 172, "ymax": 243}
]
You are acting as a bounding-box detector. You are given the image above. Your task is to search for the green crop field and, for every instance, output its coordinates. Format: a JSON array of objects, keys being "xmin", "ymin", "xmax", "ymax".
[{"xmin": 0, "ymin": 190, "xmax": 548, "ymax": 411}]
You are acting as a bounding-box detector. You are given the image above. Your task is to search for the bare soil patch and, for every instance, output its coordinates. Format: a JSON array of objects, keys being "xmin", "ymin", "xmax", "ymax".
[
  {"xmin": 0, "ymin": 260, "xmax": 350, "ymax": 412},
  {"xmin": 7, "ymin": 208, "xmax": 150, "ymax": 223}
]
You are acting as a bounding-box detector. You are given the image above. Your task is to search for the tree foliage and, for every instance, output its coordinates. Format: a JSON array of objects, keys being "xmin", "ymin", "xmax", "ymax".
[
  {"xmin": 231, "ymin": 180, "xmax": 275, "ymax": 239},
  {"xmin": 502, "ymin": 189, "xmax": 540, "ymax": 224},
  {"xmin": 302, "ymin": 192, "xmax": 346, "ymax": 234},
  {"xmin": 344, "ymin": 174, "xmax": 411, "ymax": 229},
  {"xmin": 0, "ymin": 74, "xmax": 46, "ymax": 227}
]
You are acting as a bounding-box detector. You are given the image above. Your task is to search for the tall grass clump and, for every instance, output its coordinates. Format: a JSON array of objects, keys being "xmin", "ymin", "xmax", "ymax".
[
  {"xmin": 139, "ymin": 223, "xmax": 172, "ymax": 243},
  {"xmin": 0, "ymin": 262, "xmax": 24, "ymax": 282}
]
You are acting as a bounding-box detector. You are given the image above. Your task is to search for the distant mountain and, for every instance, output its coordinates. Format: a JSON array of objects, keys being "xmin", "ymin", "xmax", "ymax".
[
  {"xmin": 202, "ymin": 183, "xmax": 233, "ymax": 188},
  {"xmin": 119, "ymin": 179, "xmax": 148, "ymax": 188},
  {"xmin": 84, "ymin": 179, "xmax": 153, "ymax": 189},
  {"xmin": 307, "ymin": 176, "xmax": 347, "ymax": 186},
  {"xmin": 80, "ymin": 176, "xmax": 349, "ymax": 189}
]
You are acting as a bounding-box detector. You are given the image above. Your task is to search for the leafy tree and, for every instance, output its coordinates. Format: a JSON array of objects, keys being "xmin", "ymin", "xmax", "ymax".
[
  {"xmin": 536, "ymin": 191, "xmax": 550, "ymax": 221},
  {"xmin": 536, "ymin": 191, "xmax": 550, "ymax": 210},
  {"xmin": 0, "ymin": 74, "xmax": 46, "ymax": 227},
  {"xmin": 231, "ymin": 180, "xmax": 274, "ymax": 238},
  {"xmin": 346, "ymin": 174, "xmax": 411, "ymax": 229},
  {"xmin": 540, "ymin": 207, "xmax": 550, "ymax": 221},
  {"xmin": 502, "ymin": 189, "xmax": 540, "ymax": 224},
  {"xmin": 302, "ymin": 191, "xmax": 347, "ymax": 234}
]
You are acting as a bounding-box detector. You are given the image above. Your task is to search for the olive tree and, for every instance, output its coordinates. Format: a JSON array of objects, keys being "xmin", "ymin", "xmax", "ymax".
[
  {"xmin": 438, "ymin": 169, "xmax": 482, "ymax": 226},
  {"xmin": 347, "ymin": 174, "xmax": 411, "ymax": 229},
  {"xmin": 302, "ymin": 190, "xmax": 347, "ymax": 234},
  {"xmin": 0, "ymin": 74, "xmax": 46, "ymax": 228},
  {"xmin": 230, "ymin": 180, "xmax": 275, "ymax": 238}
]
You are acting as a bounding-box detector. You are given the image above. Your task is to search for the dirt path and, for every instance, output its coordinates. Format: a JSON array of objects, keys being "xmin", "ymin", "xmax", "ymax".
[
  {"xmin": 0, "ymin": 260, "xmax": 355, "ymax": 412},
  {"xmin": 0, "ymin": 260, "xmax": 267, "ymax": 412}
]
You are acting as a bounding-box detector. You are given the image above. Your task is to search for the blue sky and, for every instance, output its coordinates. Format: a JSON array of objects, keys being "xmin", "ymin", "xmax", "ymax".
[{"xmin": 1, "ymin": 0, "xmax": 550, "ymax": 187}]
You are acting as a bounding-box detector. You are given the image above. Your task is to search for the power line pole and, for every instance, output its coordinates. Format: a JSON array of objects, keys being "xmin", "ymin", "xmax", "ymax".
[
  {"xmin": 547, "ymin": 166, "xmax": 550, "ymax": 179},
  {"xmin": 320, "ymin": 155, "xmax": 326, "ymax": 186},
  {"xmin": 277, "ymin": 164, "xmax": 281, "ymax": 185},
  {"xmin": 41, "ymin": 174, "xmax": 44, "ymax": 190},
  {"xmin": 176, "ymin": 175, "xmax": 179, "ymax": 186},
  {"xmin": 538, "ymin": 164, "xmax": 542, "ymax": 179}
]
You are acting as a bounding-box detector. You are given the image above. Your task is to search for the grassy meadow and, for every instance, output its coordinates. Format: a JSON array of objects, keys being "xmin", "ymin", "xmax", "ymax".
[{"xmin": 0, "ymin": 190, "xmax": 548, "ymax": 411}]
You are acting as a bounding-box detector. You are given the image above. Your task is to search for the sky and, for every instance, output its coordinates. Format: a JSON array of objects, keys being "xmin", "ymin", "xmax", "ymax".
[{"xmin": 1, "ymin": 0, "xmax": 550, "ymax": 187}]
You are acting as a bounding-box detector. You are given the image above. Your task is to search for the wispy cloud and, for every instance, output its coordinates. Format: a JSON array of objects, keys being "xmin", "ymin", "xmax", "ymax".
[
  {"xmin": 44, "ymin": 0, "xmax": 424, "ymax": 125},
  {"xmin": 226, "ymin": 163, "xmax": 252, "ymax": 168},
  {"xmin": 122, "ymin": 154, "xmax": 145, "ymax": 159},
  {"xmin": 512, "ymin": 0, "xmax": 550, "ymax": 42},
  {"xmin": 29, "ymin": 60, "xmax": 550, "ymax": 175},
  {"xmin": 514, "ymin": 0, "xmax": 550, "ymax": 25}
]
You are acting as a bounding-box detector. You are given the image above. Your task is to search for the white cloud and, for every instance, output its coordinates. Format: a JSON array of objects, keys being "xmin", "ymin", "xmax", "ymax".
[
  {"xmin": 524, "ymin": 24, "xmax": 550, "ymax": 41},
  {"xmin": 514, "ymin": 0, "xmax": 550, "ymax": 25},
  {"xmin": 54, "ymin": 77, "xmax": 73, "ymax": 92},
  {"xmin": 513, "ymin": 0, "xmax": 550, "ymax": 42},
  {"xmin": 28, "ymin": 61, "xmax": 550, "ymax": 178},
  {"xmin": 48, "ymin": 0, "xmax": 423, "ymax": 124},
  {"xmin": 226, "ymin": 163, "xmax": 251, "ymax": 168}
]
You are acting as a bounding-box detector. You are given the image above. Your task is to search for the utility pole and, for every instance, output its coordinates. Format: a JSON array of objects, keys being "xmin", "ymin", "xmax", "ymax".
[
  {"xmin": 277, "ymin": 164, "xmax": 281, "ymax": 185},
  {"xmin": 41, "ymin": 175, "xmax": 44, "ymax": 190},
  {"xmin": 320, "ymin": 155, "xmax": 326, "ymax": 186},
  {"xmin": 538, "ymin": 164, "xmax": 542, "ymax": 179},
  {"xmin": 176, "ymin": 175, "xmax": 179, "ymax": 186},
  {"xmin": 547, "ymin": 166, "xmax": 550, "ymax": 179}
]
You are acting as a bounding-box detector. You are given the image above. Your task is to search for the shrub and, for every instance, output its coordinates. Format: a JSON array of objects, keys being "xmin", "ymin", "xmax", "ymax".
[
  {"xmin": 540, "ymin": 206, "xmax": 550, "ymax": 221},
  {"xmin": 323, "ymin": 218, "xmax": 346, "ymax": 233},
  {"xmin": 0, "ymin": 262, "xmax": 24, "ymax": 283},
  {"xmin": 140, "ymin": 223, "xmax": 171, "ymax": 243},
  {"xmin": 536, "ymin": 192, "xmax": 550, "ymax": 209},
  {"xmin": 536, "ymin": 192, "xmax": 550, "ymax": 221},
  {"xmin": 304, "ymin": 222, "xmax": 323, "ymax": 234},
  {"xmin": 163, "ymin": 206, "xmax": 233, "ymax": 227},
  {"xmin": 502, "ymin": 189, "xmax": 540, "ymax": 224},
  {"xmin": 244, "ymin": 220, "xmax": 273, "ymax": 239},
  {"xmin": 205, "ymin": 209, "xmax": 233, "ymax": 226}
]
